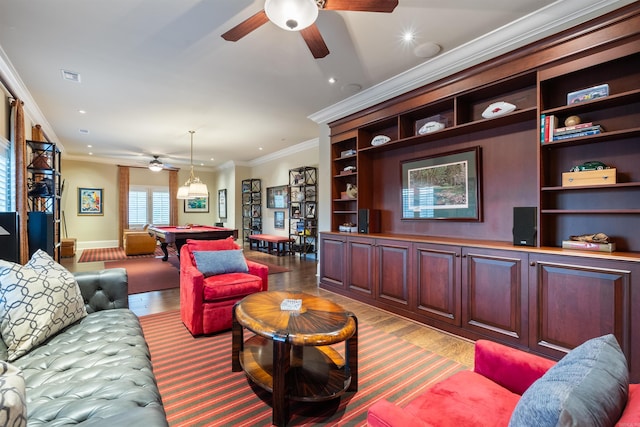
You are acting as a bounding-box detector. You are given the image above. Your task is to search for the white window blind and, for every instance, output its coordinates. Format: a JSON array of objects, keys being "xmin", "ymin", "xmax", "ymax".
[
  {"xmin": 0, "ymin": 136, "xmax": 12, "ymax": 212},
  {"xmin": 152, "ymin": 190, "xmax": 169, "ymax": 224},
  {"xmin": 128, "ymin": 189, "xmax": 148, "ymax": 226}
]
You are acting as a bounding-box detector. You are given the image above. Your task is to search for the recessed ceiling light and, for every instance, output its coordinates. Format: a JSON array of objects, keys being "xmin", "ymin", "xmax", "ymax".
[
  {"xmin": 79, "ymin": 129, "xmax": 89, "ymax": 134},
  {"xmin": 88, "ymin": 152, "xmax": 93, "ymax": 156},
  {"xmin": 87, "ymin": 145, "xmax": 92, "ymax": 148},
  {"xmin": 341, "ymin": 83, "xmax": 362, "ymax": 94},
  {"xmin": 328, "ymin": 77, "xmax": 337, "ymax": 84},
  {"xmin": 61, "ymin": 69, "xmax": 81, "ymax": 83},
  {"xmin": 210, "ymin": 157, "xmax": 215, "ymax": 161},
  {"xmin": 402, "ymin": 31, "xmax": 415, "ymax": 43},
  {"xmin": 78, "ymin": 110, "xmax": 86, "ymax": 114}
]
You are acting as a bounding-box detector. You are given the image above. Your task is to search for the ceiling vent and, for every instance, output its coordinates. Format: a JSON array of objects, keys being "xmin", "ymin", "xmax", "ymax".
[{"xmin": 61, "ymin": 69, "xmax": 81, "ymax": 83}]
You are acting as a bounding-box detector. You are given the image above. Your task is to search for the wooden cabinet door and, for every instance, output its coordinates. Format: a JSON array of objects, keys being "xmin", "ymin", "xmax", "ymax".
[
  {"xmin": 318, "ymin": 233, "xmax": 346, "ymax": 290},
  {"xmin": 376, "ymin": 239, "xmax": 411, "ymax": 310},
  {"xmin": 345, "ymin": 235, "xmax": 376, "ymax": 299},
  {"xmin": 413, "ymin": 242, "xmax": 461, "ymax": 326},
  {"xmin": 462, "ymin": 248, "xmax": 528, "ymax": 346},
  {"xmin": 528, "ymin": 254, "xmax": 634, "ymax": 368}
]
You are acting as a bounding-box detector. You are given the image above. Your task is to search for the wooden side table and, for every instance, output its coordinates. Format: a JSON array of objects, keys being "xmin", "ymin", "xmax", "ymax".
[{"xmin": 232, "ymin": 291, "xmax": 358, "ymax": 426}]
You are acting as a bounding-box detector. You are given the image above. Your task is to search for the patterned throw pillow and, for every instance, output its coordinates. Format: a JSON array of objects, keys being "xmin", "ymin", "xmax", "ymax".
[
  {"xmin": 0, "ymin": 361, "xmax": 26, "ymax": 427},
  {"xmin": 0, "ymin": 250, "xmax": 87, "ymax": 361}
]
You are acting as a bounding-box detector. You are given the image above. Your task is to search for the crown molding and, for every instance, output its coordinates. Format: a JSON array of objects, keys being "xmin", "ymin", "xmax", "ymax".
[
  {"xmin": 248, "ymin": 138, "xmax": 319, "ymax": 167},
  {"xmin": 309, "ymin": 0, "xmax": 635, "ymax": 125},
  {"xmin": 0, "ymin": 45, "xmax": 63, "ymax": 148}
]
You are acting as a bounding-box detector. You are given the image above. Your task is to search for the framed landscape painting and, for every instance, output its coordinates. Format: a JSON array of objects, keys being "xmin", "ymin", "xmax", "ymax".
[
  {"xmin": 401, "ymin": 146, "xmax": 481, "ymax": 221},
  {"xmin": 184, "ymin": 194, "xmax": 209, "ymax": 213}
]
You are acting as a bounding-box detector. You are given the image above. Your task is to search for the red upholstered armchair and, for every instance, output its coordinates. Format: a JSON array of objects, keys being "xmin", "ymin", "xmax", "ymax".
[
  {"xmin": 368, "ymin": 337, "xmax": 640, "ymax": 426},
  {"xmin": 180, "ymin": 237, "xmax": 268, "ymax": 336}
]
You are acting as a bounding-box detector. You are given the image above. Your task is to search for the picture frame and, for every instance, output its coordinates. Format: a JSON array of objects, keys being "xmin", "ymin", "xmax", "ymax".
[
  {"xmin": 77, "ymin": 187, "xmax": 103, "ymax": 215},
  {"xmin": 218, "ymin": 189, "xmax": 227, "ymax": 218},
  {"xmin": 184, "ymin": 194, "xmax": 209, "ymax": 213},
  {"xmin": 401, "ymin": 146, "xmax": 482, "ymax": 221},
  {"xmin": 274, "ymin": 211, "xmax": 285, "ymax": 229},
  {"xmin": 290, "ymin": 202, "xmax": 301, "ymax": 218},
  {"xmin": 266, "ymin": 185, "xmax": 289, "ymax": 208},
  {"xmin": 305, "ymin": 202, "xmax": 316, "ymax": 218}
]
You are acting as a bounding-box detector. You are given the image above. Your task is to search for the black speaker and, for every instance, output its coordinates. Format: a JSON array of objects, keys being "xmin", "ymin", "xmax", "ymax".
[
  {"xmin": 0, "ymin": 212, "xmax": 20, "ymax": 263},
  {"xmin": 513, "ymin": 207, "xmax": 537, "ymax": 246},
  {"xmin": 358, "ymin": 209, "xmax": 380, "ymax": 234}
]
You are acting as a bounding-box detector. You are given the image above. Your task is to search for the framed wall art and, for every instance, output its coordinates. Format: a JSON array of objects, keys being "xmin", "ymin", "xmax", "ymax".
[
  {"xmin": 274, "ymin": 211, "xmax": 285, "ymax": 229},
  {"xmin": 401, "ymin": 146, "xmax": 482, "ymax": 221},
  {"xmin": 266, "ymin": 185, "xmax": 289, "ymax": 208},
  {"xmin": 77, "ymin": 187, "xmax": 103, "ymax": 215},
  {"xmin": 184, "ymin": 194, "xmax": 209, "ymax": 213},
  {"xmin": 218, "ymin": 189, "xmax": 227, "ymax": 218}
]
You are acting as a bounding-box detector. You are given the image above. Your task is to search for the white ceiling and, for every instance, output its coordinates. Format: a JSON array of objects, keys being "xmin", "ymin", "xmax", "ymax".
[{"xmin": 0, "ymin": 0, "xmax": 633, "ymax": 170}]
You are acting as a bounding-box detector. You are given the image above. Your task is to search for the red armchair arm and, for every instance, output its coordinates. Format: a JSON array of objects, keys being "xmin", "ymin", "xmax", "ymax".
[
  {"xmin": 367, "ymin": 399, "xmax": 437, "ymax": 427},
  {"xmin": 473, "ymin": 340, "xmax": 556, "ymax": 395},
  {"xmin": 180, "ymin": 244, "xmax": 205, "ymax": 335},
  {"xmin": 246, "ymin": 260, "xmax": 269, "ymax": 291}
]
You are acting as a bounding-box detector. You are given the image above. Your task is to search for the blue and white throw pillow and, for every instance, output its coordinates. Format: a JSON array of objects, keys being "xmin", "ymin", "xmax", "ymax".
[{"xmin": 0, "ymin": 250, "xmax": 87, "ymax": 361}]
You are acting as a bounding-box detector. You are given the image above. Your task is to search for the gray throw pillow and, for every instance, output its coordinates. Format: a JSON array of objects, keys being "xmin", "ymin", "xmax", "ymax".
[
  {"xmin": 0, "ymin": 250, "xmax": 87, "ymax": 361},
  {"xmin": 0, "ymin": 361, "xmax": 26, "ymax": 427},
  {"xmin": 193, "ymin": 249, "xmax": 249, "ymax": 277},
  {"xmin": 509, "ymin": 334, "xmax": 628, "ymax": 427}
]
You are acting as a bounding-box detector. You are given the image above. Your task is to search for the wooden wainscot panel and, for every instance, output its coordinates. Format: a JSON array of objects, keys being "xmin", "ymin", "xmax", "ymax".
[
  {"xmin": 346, "ymin": 236, "xmax": 376, "ymax": 298},
  {"xmin": 319, "ymin": 234, "xmax": 346, "ymax": 290},
  {"xmin": 529, "ymin": 257, "xmax": 630, "ymax": 362},
  {"xmin": 414, "ymin": 242, "xmax": 462, "ymax": 326},
  {"xmin": 462, "ymin": 249, "xmax": 528, "ymax": 346},
  {"xmin": 376, "ymin": 239, "xmax": 412, "ymax": 309}
]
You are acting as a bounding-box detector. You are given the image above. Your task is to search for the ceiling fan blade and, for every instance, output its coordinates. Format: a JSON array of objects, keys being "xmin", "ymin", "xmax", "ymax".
[
  {"xmin": 221, "ymin": 10, "xmax": 269, "ymax": 41},
  {"xmin": 322, "ymin": 0, "xmax": 398, "ymax": 13},
  {"xmin": 300, "ymin": 24, "xmax": 329, "ymax": 59}
]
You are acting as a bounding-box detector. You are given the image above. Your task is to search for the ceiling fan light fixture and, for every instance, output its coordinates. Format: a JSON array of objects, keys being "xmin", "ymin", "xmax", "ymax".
[
  {"xmin": 148, "ymin": 155, "xmax": 164, "ymax": 172},
  {"xmin": 265, "ymin": 0, "xmax": 318, "ymax": 31}
]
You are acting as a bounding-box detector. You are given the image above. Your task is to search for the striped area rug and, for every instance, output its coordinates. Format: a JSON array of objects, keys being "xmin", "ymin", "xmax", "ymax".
[
  {"xmin": 140, "ymin": 310, "xmax": 468, "ymax": 426},
  {"xmin": 78, "ymin": 246, "xmax": 175, "ymax": 262}
]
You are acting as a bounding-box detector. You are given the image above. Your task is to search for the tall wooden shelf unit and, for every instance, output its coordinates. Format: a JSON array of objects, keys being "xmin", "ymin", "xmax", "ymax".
[
  {"xmin": 289, "ymin": 166, "xmax": 317, "ymax": 257},
  {"xmin": 241, "ymin": 178, "xmax": 261, "ymax": 243},
  {"xmin": 321, "ymin": 5, "xmax": 640, "ymax": 382},
  {"xmin": 26, "ymin": 140, "xmax": 61, "ymax": 261}
]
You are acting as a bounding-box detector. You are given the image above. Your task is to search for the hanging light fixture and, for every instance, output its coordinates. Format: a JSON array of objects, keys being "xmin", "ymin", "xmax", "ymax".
[
  {"xmin": 264, "ymin": 0, "xmax": 319, "ymax": 31},
  {"xmin": 176, "ymin": 131, "xmax": 208, "ymax": 199},
  {"xmin": 148, "ymin": 155, "xmax": 163, "ymax": 172}
]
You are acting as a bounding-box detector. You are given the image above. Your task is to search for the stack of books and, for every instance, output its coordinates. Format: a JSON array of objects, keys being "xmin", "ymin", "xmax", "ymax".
[{"xmin": 540, "ymin": 115, "xmax": 603, "ymax": 143}]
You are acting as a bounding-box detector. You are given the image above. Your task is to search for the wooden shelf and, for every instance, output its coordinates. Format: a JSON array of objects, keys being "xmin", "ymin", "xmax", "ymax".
[
  {"xmin": 541, "ymin": 88, "xmax": 640, "ymax": 115},
  {"xmin": 542, "ymin": 182, "xmax": 640, "ymax": 191},
  {"xmin": 541, "ymin": 209, "xmax": 640, "ymax": 214}
]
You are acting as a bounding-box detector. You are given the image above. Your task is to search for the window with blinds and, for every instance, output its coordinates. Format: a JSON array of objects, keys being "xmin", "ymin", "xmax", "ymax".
[
  {"xmin": 129, "ymin": 186, "xmax": 169, "ymax": 227},
  {"xmin": 0, "ymin": 136, "xmax": 12, "ymax": 212}
]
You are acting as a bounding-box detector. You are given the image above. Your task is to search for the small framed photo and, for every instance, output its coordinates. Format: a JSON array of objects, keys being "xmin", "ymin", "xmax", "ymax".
[
  {"xmin": 274, "ymin": 211, "xmax": 285, "ymax": 229},
  {"xmin": 290, "ymin": 202, "xmax": 301, "ymax": 218},
  {"xmin": 305, "ymin": 202, "xmax": 316, "ymax": 218},
  {"xmin": 78, "ymin": 187, "xmax": 103, "ymax": 215},
  {"xmin": 184, "ymin": 194, "xmax": 209, "ymax": 213},
  {"xmin": 218, "ymin": 189, "xmax": 227, "ymax": 218}
]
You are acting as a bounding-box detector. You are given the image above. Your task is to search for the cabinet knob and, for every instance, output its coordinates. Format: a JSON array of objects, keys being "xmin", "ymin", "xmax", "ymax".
[
  {"xmin": 455, "ymin": 253, "xmax": 460, "ymax": 257},
  {"xmin": 530, "ymin": 261, "xmax": 536, "ymax": 267}
]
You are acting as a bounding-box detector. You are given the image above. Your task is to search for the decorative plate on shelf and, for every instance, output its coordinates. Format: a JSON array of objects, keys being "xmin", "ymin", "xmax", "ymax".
[
  {"xmin": 482, "ymin": 101, "xmax": 516, "ymax": 119},
  {"xmin": 371, "ymin": 135, "xmax": 391, "ymax": 146}
]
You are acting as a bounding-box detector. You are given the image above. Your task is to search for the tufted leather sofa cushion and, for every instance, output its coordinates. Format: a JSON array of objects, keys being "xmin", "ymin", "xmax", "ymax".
[{"xmin": 11, "ymin": 309, "xmax": 167, "ymax": 426}]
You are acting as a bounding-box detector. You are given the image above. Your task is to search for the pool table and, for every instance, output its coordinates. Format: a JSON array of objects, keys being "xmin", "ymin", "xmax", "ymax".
[{"xmin": 147, "ymin": 225, "xmax": 238, "ymax": 261}]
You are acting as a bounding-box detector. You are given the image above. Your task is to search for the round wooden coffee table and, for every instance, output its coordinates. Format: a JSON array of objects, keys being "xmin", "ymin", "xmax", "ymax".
[{"xmin": 231, "ymin": 291, "xmax": 358, "ymax": 427}]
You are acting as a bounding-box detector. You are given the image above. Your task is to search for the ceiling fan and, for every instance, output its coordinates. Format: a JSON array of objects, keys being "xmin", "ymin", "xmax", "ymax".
[{"xmin": 221, "ymin": 0, "xmax": 399, "ymax": 58}]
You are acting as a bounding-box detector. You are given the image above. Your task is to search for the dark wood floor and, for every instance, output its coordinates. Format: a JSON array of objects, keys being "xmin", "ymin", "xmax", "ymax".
[{"xmin": 62, "ymin": 246, "xmax": 475, "ymax": 367}]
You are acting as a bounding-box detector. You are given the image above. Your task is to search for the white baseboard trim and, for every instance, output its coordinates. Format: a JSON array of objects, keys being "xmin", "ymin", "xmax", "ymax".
[{"xmin": 76, "ymin": 240, "xmax": 119, "ymax": 251}]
